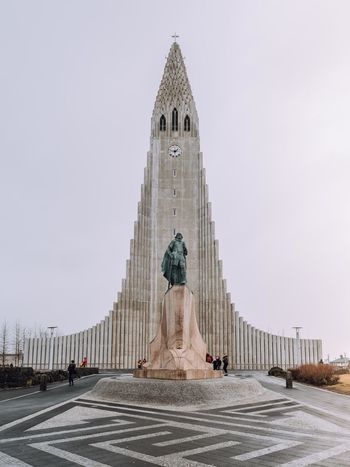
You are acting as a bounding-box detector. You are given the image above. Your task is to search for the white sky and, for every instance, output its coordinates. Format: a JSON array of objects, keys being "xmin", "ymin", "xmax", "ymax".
[{"xmin": 1, "ymin": 1, "xmax": 349, "ymax": 361}]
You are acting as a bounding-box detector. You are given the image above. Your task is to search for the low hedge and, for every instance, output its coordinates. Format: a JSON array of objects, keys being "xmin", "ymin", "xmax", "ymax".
[
  {"xmin": 268, "ymin": 366, "xmax": 287, "ymax": 378},
  {"xmin": 0, "ymin": 367, "xmax": 99, "ymax": 388}
]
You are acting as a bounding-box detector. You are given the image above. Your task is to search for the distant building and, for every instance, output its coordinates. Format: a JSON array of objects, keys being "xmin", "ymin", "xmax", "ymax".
[{"xmin": 330, "ymin": 355, "xmax": 350, "ymax": 368}]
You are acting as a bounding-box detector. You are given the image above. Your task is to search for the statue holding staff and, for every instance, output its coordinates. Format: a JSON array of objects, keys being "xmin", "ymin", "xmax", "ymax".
[{"xmin": 161, "ymin": 233, "xmax": 187, "ymax": 287}]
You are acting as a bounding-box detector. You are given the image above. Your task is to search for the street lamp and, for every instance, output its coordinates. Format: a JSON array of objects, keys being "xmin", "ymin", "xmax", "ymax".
[
  {"xmin": 47, "ymin": 326, "xmax": 57, "ymax": 370},
  {"xmin": 292, "ymin": 326, "xmax": 302, "ymax": 366},
  {"xmin": 292, "ymin": 326, "xmax": 302, "ymax": 339}
]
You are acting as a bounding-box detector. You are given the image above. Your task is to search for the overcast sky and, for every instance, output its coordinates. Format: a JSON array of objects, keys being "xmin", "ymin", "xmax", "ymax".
[{"xmin": 1, "ymin": 1, "xmax": 349, "ymax": 360}]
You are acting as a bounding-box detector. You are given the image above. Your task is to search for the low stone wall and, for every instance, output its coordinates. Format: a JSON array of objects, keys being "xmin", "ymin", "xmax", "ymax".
[{"xmin": 86, "ymin": 375, "xmax": 273, "ymax": 410}]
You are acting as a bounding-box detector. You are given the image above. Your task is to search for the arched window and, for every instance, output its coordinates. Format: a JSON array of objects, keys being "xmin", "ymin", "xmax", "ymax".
[
  {"xmin": 160, "ymin": 114, "xmax": 166, "ymax": 131},
  {"xmin": 184, "ymin": 115, "xmax": 190, "ymax": 131},
  {"xmin": 172, "ymin": 108, "xmax": 178, "ymax": 131}
]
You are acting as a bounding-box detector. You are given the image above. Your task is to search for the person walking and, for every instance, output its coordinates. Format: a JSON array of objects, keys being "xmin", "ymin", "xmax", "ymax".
[
  {"xmin": 68, "ymin": 360, "xmax": 76, "ymax": 386},
  {"xmin": 223, "ymin": 354, "xmax": 229, "ymax": 375},
  {"xmin": 215, "ymin": 356, "xmax": 222, "ymax": 370}
]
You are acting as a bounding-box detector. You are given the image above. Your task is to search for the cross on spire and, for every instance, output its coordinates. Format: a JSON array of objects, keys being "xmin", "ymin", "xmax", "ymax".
[{"xmin": 172, "ymin": 33, "xmax": 179, "ymax": 43}]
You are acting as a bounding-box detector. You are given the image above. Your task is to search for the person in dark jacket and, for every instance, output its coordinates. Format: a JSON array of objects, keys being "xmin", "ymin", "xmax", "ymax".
[
  {"xmin": 223, "ymin": 354, "xmax": 229, "ymax": 375},
  {"xmin": 214, "ymin": 356, "xmax": 222, "ymax": 370},
  {"xmin": 68, "ymin": 360, "xmax": 76, "ymax": 386}
]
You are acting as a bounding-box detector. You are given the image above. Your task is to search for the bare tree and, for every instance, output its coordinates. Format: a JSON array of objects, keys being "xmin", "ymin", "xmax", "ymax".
[
  {"xmin": 0, "ymin": 321, "xmax": 10, "ymax": 367},
  {"xmin": 13, "ymin": 321, "xmax": 23, "ymax": 367}
]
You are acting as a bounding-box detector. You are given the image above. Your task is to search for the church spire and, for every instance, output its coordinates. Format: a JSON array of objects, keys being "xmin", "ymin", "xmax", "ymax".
[{"xmin": 152, "ymin": 42, "xmax": 198, "ymax": 137}]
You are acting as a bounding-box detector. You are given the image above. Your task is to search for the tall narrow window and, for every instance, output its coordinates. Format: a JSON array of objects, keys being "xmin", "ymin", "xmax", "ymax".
[
  {"xmin": 160, "ymin": 114, "xmax": 166, "ymax": 131},
  {"xmin": 173, "ymin": 169, "xmax": 176, "ymax": 177},
  {"xmin": 173, "ymin": 188, "xmax": 176, "ymax": 197},
  {"xmin": 184, "ymin": 115, "xmax": 190, "ymax": 131},
  {"xmin": 173, "ymin": 208, "xmax": 176, "ymax": 216},
  {"xmin": 173, "ymin": 228, "xmax": 176, "ymax": 236},
  {"xmin": 172, "ymin": 108, "xmax": 178, "ymax": 131}
]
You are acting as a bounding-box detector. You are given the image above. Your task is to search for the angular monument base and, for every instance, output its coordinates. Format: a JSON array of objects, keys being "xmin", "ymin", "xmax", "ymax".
[
  {"xmin": 133, "ymin": 368, "xmax": 222, "ymax": 380},
  {"xmin": 87, "ymin": 375, "xmax": 273, "ymax": 410}
]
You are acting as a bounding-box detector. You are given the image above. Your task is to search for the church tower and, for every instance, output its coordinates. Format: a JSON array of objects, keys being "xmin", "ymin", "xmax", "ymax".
[
  {"xmin": 24, "ymin": 42, "xmax": 322, "ymax": 371},
  {"xmin": 113, "ymin": 41, "xmax": 235, "ymax": 367}
]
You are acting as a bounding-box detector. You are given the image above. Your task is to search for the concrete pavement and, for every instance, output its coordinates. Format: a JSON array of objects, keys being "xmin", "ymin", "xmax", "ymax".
[{"xmin": 0, "ymin": 371, "xmax": 350, "ymax": 466}]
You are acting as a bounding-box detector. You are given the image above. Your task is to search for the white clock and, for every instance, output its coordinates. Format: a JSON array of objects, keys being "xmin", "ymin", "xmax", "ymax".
[{"xmin": 168, "ymin": 145, "xmax": 182, "ymax": 157}]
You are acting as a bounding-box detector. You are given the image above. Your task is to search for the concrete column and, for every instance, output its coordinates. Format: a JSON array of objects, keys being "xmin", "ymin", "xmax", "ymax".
[
  {"xmin": 25, "ymin": 338, "xmax": 31, "ymax": 367},
  {"xmin": 66, "ymin": 335, "xmax": 71, "ymax": 368},
  {"xmin": 276, "ymin": 336, "xmax": 281, "ymax": 367},
  {"xmin": 119, "ymin": 297, "xmax": 125, "ymax": 368},
  {"xmin": 108, "ymin": 311, "xmax": 113, "ymax": 368},
  {"xmin": 312, "ymin": 340, "xmax": 317, "ymax": 363},
  {"xmin": 256, "ymin": 329, "xmax": 261, "ymax": 370},
  {"xmin": 252, "ymin": 327, "xmax": 256, "ymax": 370},
  {"xmin": 100, "ymin": 320, "xmax": 105, "ymax": 369},
  {"xmin": 86, "ymin": 328, "xmax": 91, "ymax": 366},
  {"xmin": 239, "ymin": 316, "xmax": 243, "ymax": 370},
  {"xmin": 28, "ymin": 337, "xmax": 34, "ymax": 366},
  {"xmin": 234, "ymin": 311, "xmax": 239, "ymax": 369},
  {"xmin": 57, "ymin": 336, "xmax": 62, "ymax": 369},
  {"xmin": 61, "ymin": 335, "xmax": 67, "ymax": 369},
  {"xmin": 71, "ymin": 334, "xmax": 75, "ymax": 363},
  {"xmin": 247, "ymin": 324, "xmax": 252, "ymax": 370},
  {"xmin": 91, "ymin": 326, "xmax": 96, "ymax": 366},
  {"xmin": 111, "ymin": 310, "xmax": 117, "ymax": 368},
  {"xmin": 31, "ymin": 338, "xmax": 36, "ymax": 368},
  {"xmin": 95, "ymin": 324, "xmax": 100, "ymax": 368},
  {"xmin": 124, "ymin": 266, "xmax": 131, "ymax": 369},
  {"xmin": 82, "ymin": 329, "xmax": 87, "ymax": 365},
  {"xmin": 292, "ymin": 338, "xmax": 297, "ymax": 366},
  {"xmin": 229, "ymin": 302, "xmax": 234, "ymax": 369},
  {"xmin": 262, "ymin": 332, "xmax": 267, "ymax": 370},
  {"xmin": 317, "ymin": 340, "xmax": 322, "ymax": 362},
  {"xmin": 23, "ymin": 338, "xmax": 30, "ymax": 367},
  {"xmin": 281, "ymin": 337, "xmax": 286, "ymax": 369},
  {"xmin": 115, "ymin": 299, "xmax": 121, "ymax": 368},
  {"xmin": 305, "ymin": 340, "xmax": 310, "ymax": 363},
  {"xmin": 268, "ymin": 334, "xmax": 273, "ymax": 368},
  {"xmin": 243, "ymin": 320, "xmax": 248, "ymax": 369},
  {"xmin": 73, "ymin": 333, "xmax": 77, "ymax": 366},
  {"xmin": 258, "ymin": 331, "xmax": 264, "ymax": 370},
  {"xmin": 32, "ymin": 337, "xmax": 38, "ymax": 369},
  {"xmin": 74, "ymin": 333, "xmax": 80, "ymax": 364},
  {"xmin": 289, "ymin": 337, "xmax": 294, "ymax": 367},
  {"xmin": 308, "ymin": 340, "xmax": 313, "ymax": 363},
  {"xmin": 38, "ymin": 338, "xmax": 43, "ymax": 369},
  {"xmin": 104, "ymin": 317, "xmax": 109, "ymax": 368}
]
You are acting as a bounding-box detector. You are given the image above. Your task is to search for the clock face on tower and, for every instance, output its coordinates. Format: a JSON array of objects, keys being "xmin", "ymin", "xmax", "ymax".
[{"xmin": 168, "ymin": 145, "xmax": 182, "ymax": 157}]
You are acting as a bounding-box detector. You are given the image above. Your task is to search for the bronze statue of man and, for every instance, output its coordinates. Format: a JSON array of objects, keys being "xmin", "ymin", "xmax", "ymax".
[{"xmin": 162, "ymin": 233, "xmax": 188, "ymax": 287}]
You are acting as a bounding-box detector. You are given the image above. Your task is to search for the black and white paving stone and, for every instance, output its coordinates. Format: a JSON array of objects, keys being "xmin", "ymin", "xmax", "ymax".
[{"xmin": 1, "ymin": 374, "xmax": 350, "ymax": 466}]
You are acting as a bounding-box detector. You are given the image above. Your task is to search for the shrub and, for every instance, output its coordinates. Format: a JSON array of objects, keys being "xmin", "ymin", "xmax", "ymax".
[
  {"xmin": 268, "ymin": 366, "xmax": 287, "ymax": 378},
  {"xmin": 289, "ymin": 364, "xmax": 339, "ymax": 386},
  {"xmin": 333, "ymin": 367, "xmax": 350, "ymax": 375},
  {"xmin": 0, "ymin": 366, "xmax": 99, "ymax": 388}
]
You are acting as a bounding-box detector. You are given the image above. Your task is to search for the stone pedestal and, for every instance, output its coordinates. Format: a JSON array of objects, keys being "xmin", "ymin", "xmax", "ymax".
[{"xmin": 134, "ymin": 285, "xmax": 221, "ymax": 380}]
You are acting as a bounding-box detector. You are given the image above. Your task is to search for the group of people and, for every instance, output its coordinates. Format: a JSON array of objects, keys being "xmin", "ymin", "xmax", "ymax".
[
  {"xmin": 206, "ymin": 353, "xmax": 229, "ymax": 375},
  {"xmin": 137, "ymin": 358, "xmax": 147, "ymax": 369}
]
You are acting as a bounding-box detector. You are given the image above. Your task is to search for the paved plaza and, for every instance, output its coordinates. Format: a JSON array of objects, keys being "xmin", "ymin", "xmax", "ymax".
[{"xmin": 1, "ymin": 373, "xmax": 350, "ymax": 466}]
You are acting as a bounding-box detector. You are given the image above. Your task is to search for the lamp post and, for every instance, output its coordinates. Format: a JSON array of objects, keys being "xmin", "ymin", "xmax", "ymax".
[
  {"xmin": 47, "ymin": 326, "xmax": 57, "ymax": 370},
  {"xmin": 292, "ymin": 326, "xmax": 302, "ymax": 366}
]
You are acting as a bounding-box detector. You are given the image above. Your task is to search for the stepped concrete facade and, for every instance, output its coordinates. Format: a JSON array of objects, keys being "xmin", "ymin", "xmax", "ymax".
[{"xmin": 24, "ymin": 42, "xmax": 322, "ymax": 370}]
